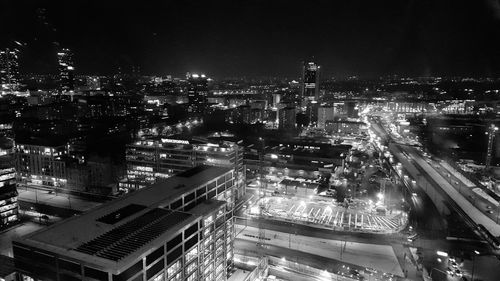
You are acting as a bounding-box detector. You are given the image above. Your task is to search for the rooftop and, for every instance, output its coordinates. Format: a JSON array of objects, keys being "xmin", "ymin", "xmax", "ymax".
[{"xmin": 15, "ymin": 165, "xmax": 232, "ymax": 273}]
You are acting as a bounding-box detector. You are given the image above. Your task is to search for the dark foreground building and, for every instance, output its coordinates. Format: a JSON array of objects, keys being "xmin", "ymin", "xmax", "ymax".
[{"xmin": 12, "ymin": 165, "xmax": 235, "ymax": 281}]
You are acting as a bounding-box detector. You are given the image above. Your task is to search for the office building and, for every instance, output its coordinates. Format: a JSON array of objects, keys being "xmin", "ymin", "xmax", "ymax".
[
  {"xmin": 57, "ymin": 48, "xmax": 75, "ymax": 92},
  {"xmin": 278, "ymin": 106, "xmax": 296, "ymax": 130},
  {"xmin": 0, "ymin": 48, "xmax": 20, "ymax": 92},
  {"xmin": 13, "ymin": 165, "xmax": 236, "ymax": 281},
  {"xmin": 123, "ymin": 137, "xmax": 245, "ymax": 198},
  {"xmin": 14, "ymin": 143, "xmax": 68, "ymax": 188},
  {"xmin": 0, "ymin": 137, "xmax": 18, "ymax": 228},
  {"xmin": 301, "ymin": 61, "xmax": 320, "ymax": 100},
  {"xmin": 187, "ymin": 73, "xmax": 208, "ymax": 113}
]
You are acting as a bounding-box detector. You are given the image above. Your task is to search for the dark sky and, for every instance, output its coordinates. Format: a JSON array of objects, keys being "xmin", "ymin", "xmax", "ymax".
[{"xmin": 1, "ymin": 0, "xmax": 500, "ymax": 78}]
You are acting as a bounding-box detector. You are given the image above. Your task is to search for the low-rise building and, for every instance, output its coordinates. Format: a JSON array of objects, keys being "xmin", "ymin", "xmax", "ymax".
[
  {"xmin": 14, "ymin": 142, "xmax": 68, "ymax": 188},
  {"xmin": 13, "ymin": 165, "xmax": 235, "ymax": 281}
]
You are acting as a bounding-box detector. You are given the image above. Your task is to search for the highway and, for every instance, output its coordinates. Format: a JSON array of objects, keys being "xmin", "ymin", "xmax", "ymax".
[
  {"xmin": 369, "ymin": 117, "xmax": 500, "ymax": 239},
  {"xmin": 391, "ymin": 142, "xmax": 500, "ymax": 237}
]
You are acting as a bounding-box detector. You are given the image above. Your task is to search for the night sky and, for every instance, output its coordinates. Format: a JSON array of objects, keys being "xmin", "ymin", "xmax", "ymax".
[{"xmin": 1, "ymin": 0, "xmax": 500, "ymax": 78}]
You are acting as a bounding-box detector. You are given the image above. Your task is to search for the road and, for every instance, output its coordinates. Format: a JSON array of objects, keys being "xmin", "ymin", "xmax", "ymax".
[{"xmin": 236, "ymin": 225, "xmax": 404, "ymax": 277}]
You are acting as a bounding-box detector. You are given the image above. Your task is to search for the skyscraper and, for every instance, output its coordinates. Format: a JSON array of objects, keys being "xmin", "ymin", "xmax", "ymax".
[
  {"xmin": 301, "ymin": 61, "xmax": 320, "ymax": 100},
  {"xmin": 57, "ymin": 48, "xmax": 75, "ymax": 92},
  {"xmin": 187, "ymin": 73, "xmax": 208, "ymax": 113},
  {"xmin": 0, "ymin": 48, "xmax": 20, "ymax": 92}
]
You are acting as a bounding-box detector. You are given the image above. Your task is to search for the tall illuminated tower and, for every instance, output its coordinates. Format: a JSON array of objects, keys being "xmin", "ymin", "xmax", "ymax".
[
  {"xmin": 301, "ymin": 61, "xmax": 320, "ymax": 100},
  {"xmin": 0, "ymin": 48, "xmax": 20, "ymax": 92},
  {"xmin": 57, "ymin": 48, "xmax": 75, "ymax": 92},
  {"xmin": 187, "ymin": 73, "xmax": 209, "ymax": 113}
]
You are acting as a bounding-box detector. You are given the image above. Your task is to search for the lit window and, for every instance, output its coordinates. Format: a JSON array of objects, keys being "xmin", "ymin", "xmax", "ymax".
[
  {"xmin": 153, "ymin": 272, "xmax": 164, "ymax": 281},
  {"xmin": 167, "ymin": 260, "xmax": 181, "ymax": 277},
  {"xmin": 186, "ymin": 247, "xmax": 198, "ymax": 263}
]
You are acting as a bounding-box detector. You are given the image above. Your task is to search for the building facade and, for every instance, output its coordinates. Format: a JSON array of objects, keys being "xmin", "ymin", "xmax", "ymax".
[
  {"xmin": 187, "ymin": 73, "xmax": 208, "ymax": 114},
  {"xmin": 278, "ymin": 106, "xmax": 296, "ymax": 130},
  {"xmin": 122, "ymin": 137, "xmax": 245, "ymax": 199},
  {"xmin": 57, "ymin": 48, "xmax": 75, "ymax": 92},
  {"xmin": 301, "ymin": 62, "xmax": 320, "ymax": 100},
  {"xmin": 317, "ymin": 105, "xmax": 334, "ymax": 129},
  {"xmin": 0, "ymin": 48, "xmax": 20, "ymax": 92},
  {"xmin": 14, "ymin": 143, "xmax": 68, "ymax": 188},
  {"xmin": 13, "ymin": 165, "xmax": 236, "ymax": 281},
  {"xmin": 0, "ymin": 137, "xmax": 18, "ymax": 228}
]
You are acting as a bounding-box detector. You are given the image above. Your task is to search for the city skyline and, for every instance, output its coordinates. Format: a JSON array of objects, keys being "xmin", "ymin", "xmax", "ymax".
[
  {"xmin": 1, "ymin": 0, "xmax": 500, "ymax": 78},
  {"xmin": 3, "ymin": 2, "xmax": 500, "ymax": 281}
]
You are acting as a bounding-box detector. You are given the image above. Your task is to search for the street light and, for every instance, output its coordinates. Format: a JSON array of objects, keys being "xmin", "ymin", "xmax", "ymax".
[
  {"xmin": 436, "ymin": 251, "xmax": 448, "ymax": 257},
  {"xmin": 472, "ymin": 250, "xmax": 480, "ymax": 281}
]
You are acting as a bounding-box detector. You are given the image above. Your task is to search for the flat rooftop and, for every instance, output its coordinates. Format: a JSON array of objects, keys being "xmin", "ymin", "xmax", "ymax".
[{"xmin": 15, "ymin": 165, "xmax": 232, "ymax": 272}]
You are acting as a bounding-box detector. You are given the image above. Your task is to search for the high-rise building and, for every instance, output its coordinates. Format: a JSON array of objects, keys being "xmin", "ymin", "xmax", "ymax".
[
  {"xmin": 0, "ymin": 48, "xmax": 20, "ymax": 92},
  {"xmin": 57, "ymin": 48, "xmax": 75, "ymax": 92},
  {"xmin": 187, "ymin": 73, "xmax": 208, "ymax": 113},
  {"xmin": 122, "ymin": 136, "xmax": 245, "ymax": 198},
  {"xmin": 13, "ymin": 165, "xmax": 236, "ymax": 281},
  {"xmin": 0, "ymin": 136, "xmax": 18, "ymax": 228},
  {"xmin": 301, "ymin": 61, "xmax": 320, "ymax": 100},
  {"xmin": 279, "ymin": 106, "xmax": 296, "ymax": 130}
]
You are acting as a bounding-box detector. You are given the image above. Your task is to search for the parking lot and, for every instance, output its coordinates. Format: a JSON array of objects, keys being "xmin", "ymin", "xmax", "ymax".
[{"xmin": 246, "ymin": 196, "xmax": 408, "ymax": 234}]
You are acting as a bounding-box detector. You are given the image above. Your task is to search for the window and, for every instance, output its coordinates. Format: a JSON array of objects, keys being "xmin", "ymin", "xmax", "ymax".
[
  {"xmin": 207, "ymin": 181, "xmax": 216, "ymax": 191},
  {"xmin": 167, "ymin": 234, "xmax": 182, "ymax": 251},
  {"xmin": 186, "ymin": 272, "xmax": 197, "ymax": 281},
  {"xmin": 204, "ymin": 234, "xmax": 213, "ymax": 246},
  {"xmin": 216, "ymin": 264, "xmax": 224, "ymax": 276},
  {"xmin": 152, "ymin": 272, "xmax": 164, "ymax": 281},
  {"xmin": 167, "ymin": 260, "xmax": 181, "ymax": 277},
  {"xmin": 203, "ymin": 215, "xmax": 213, "ymax": 226},
  {"xmin": 167, "ymin": 246, "xmax": 182, "ymax": 265},
  {"xmin": 184, "ymin": 235, "xmax": 198, "ymax": 251},
  {"xmin": 146, "ymin": 246, "xmax": 164, "ymax": 265},
  {"xmin": 204, "ymin": 264, "xmax": 213, "ymax": 276},
  {"xmin": 184, "ymin": 223, "xmax": 198, "ymax": 239},
  {"xmin": 169, "ymin": 272, "xmax": 182, "ymax": 281},
  {"xmin": 185, "ymin": 261, "xmax": 197, "ymax": 275},
  {"xmin": 186, "ymin": 247, "xmax": 198, "ymax": 263},
  {"xmin": 216, "ymin": 209, "xmax": 225, "ymax": 219},
  {"xmin": 146, "ymin": 258, "xmax": 164, "ymax": 280}
]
